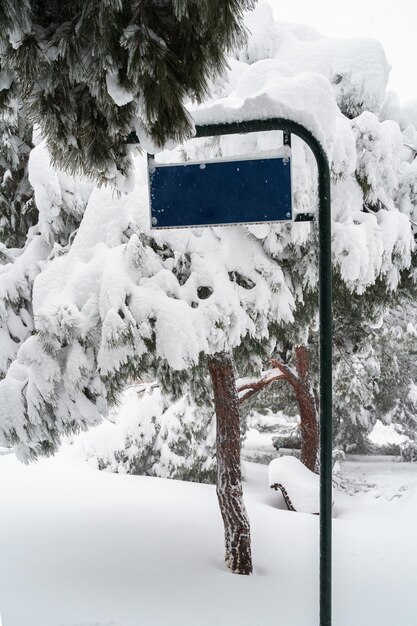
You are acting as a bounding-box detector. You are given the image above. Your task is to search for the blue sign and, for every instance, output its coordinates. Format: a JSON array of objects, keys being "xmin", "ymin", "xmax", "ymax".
[{"xmin": 148, "ymin": 154, "xmax": 292, "ymax": 229}]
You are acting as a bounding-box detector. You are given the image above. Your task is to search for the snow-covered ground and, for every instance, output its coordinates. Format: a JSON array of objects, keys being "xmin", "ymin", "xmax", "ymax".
[{"xmin": 1, "ymin": 447, "xmax": 416, "ymax": 626}]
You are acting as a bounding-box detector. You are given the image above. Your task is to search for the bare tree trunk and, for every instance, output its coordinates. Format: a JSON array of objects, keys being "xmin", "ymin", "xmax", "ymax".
[
  {"xmin": 294, "ymin": 346, "xmax": 319, "ymax": 472},
  {"xmin": 208, "ymin": 351, "xmax": 253, "ymax": 575}
]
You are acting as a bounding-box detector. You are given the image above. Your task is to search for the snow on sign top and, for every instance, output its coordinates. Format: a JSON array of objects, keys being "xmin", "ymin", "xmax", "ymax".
[{"xmin": 148, "ymin": 151, "xmax": 292, "ymax": 229}]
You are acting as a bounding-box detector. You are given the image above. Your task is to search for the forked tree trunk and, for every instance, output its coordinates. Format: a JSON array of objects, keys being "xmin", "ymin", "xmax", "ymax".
[
  {"xmin": 294, "ymin": 346, "xmax": 319, "ymax": 472},
  {"xmin": 247, "ymin": 345, "xmax": 319, "ymax": 472},
  {"xmin": 208, "ymin": 351, "xmax": 253, "ymax": 575}
]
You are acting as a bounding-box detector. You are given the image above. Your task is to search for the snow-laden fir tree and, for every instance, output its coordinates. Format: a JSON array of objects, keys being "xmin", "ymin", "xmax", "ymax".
[
  {"xmin": 0, "ymin": 76, "xmax": 37, "ymax": 375},
  {"xmin": 193, "ymin": 5, "xmax": 417, "ymax": 461},
  {"xmin": 4, "ymin": 3, "xmax": 416, "ymax": 461},
  {"xmin": 216, "ymin": 4, "xmax": 416, "ymax": 461},
  {"xmin": 0, "ymin": 0, "xmax": 255, "ymax": 183},
  {"xmin": 79, "ymin": 384, "xmax": 216, "ymax": 483},
  {"xmin": 0, "ymin": 0, "xmax": 257, "ymax": 502},
  {"xmin": 0, "ymin": 75, "xmax": 37, "ymax": 252},
  {"xmin": 2, "ymin": 0, "xmax": 417, "ymax": 570},
  {"xmin": 0, "ymin": 137, "xmax": 93, "ymax": 390},
  {"xmin": 372, "ymin": 299, "xmax": 417, "ymax": 454}
]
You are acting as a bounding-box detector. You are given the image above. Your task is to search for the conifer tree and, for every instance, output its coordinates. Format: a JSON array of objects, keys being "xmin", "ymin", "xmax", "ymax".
[
  {"xmin": 0, "ymin": 77, "xmax": 37, "ymax": 374},
  {"xmin": 239, "ymin": 104, "xmax": 416, "ymax": 461},
  {"xmin": 2, "ymin": 2, "xmax": 417, "ymax": 575},
  {"xmin": 0, "ymin": 0, "xmax": 255, "ymax": 183},
  {"xmin": 0, "ymin": 79, "xmax": 37, "ymax": 251},
  {"xmin": 0, "ymin": 138, "xmax": 93, "ymax": 382},
  {"xmin": 96, "ymin": 385, "xmax": 216, "ymax": 483}
]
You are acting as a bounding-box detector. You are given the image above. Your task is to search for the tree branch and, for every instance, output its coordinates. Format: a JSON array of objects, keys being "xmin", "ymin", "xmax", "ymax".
[
  {"xmin": 237, "ymin": 369, "xmax": 285, "ymax": 404},
  {"xmin": 270, "ymin": 357, "xmax": 300, "ymax": 389}
]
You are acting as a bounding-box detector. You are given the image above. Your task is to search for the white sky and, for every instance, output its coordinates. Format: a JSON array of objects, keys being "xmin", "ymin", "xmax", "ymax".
[{"xmin": 267, "ymin": 0, "xmax": 417, "ymax": 103}]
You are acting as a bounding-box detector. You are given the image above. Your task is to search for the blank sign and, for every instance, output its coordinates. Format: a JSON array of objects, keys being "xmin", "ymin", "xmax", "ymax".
[{"xmin": 148, "ymin": 154, "xmax": 292, "ymax": 229}]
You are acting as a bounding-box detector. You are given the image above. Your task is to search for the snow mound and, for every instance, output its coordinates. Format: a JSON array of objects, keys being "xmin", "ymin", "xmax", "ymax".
[{"xmin": 268, "ymin": 455, "xmax": 324, "ymax": 514}]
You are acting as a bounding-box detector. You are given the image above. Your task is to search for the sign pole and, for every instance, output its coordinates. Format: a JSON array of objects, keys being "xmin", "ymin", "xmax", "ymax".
[
  {"xmin": 135, "ymin": 117, "xmax": 333, "ymax": 625},
  {"xmin": 195, "ymin": 119, "xmax": 332, "ymax": 626}
]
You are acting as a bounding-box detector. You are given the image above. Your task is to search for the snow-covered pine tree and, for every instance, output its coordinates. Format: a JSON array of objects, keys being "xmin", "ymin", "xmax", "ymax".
[
  {"xmin": 333, "ymin": 287, "xmax": 417, "ymax": 455},
  {"xmin": 2, "ymin": 1, "xmax": 417, "ymax": 572},
  {"xmin": 0, "ymin": 76, "xmax": 37, "ymax": 375},
  {"xmin": 0, "ymin": 61, "xmax": 95, "ymax": 378},
  {"xmin": 372, "ymin": 298, "xmax": 417, "ymax": 443},
  {"xmin": 0, "ymin": 138, "xmax": 93, "ymax": 398},
  {"xmin": 238, "ymin": 106, "xmax": 416, "ymax": 458},
  {"xmin": 0, "ymin": 0, "xmax": 255, "ymax": 183},
  {"xmin": 238, "ymin": 274, "xmax": 417, "ymax": 457},
  {"xmin": 329, "ymin": 103, "xmax": 417, "ymax": 449},
  {"xmin": 89, "ymin": 384, "xmax": 216, "ymax": 483},
  {"xmin": 0, "ymin": 77, "xmax": 37, "ymax": 251},
  {"xmin": 198, "ymin": 2, "xmax": 417, "ymax": 466}
]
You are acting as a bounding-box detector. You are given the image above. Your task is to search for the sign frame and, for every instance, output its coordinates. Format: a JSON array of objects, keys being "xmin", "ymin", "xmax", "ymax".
[{"xmin": 147, "ymin": 149, "xmax": 293, "ymax": 229}]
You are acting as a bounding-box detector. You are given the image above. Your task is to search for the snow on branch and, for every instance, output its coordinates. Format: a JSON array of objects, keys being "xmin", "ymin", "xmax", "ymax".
[{"xmin": 237, "ymin": 367, "xmax": 285, "ymax": 404}]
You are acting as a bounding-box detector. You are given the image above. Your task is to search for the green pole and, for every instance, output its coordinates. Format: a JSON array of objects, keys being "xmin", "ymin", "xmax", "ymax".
[{"xmin": 195, "ymin": 120, "xmax": 332, "ymax": 626}]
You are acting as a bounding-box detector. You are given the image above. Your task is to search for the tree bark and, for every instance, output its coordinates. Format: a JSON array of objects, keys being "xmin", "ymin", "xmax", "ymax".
[
  {"xmin": 208, "ymin": 351, "xmax": 253, "ymax": 575},
  {"xmin": 294, "ymin": 346, "xmax": 319, "ymax": 472},
  {"xmin": 266, "ymin": 345, "xmax": 319, "ymax": 472}
]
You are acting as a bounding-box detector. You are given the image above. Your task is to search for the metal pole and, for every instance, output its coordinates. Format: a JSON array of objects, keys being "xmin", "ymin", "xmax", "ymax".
[
  {"xmin": 195, "ymin": 120, "xmax": 332, "ymax": 626},
  {"xmin": 315, "ymin": 132, "xmax": 332, "ymax": 626}
]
